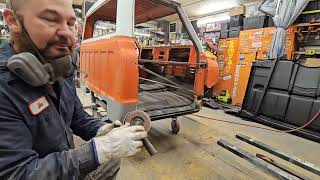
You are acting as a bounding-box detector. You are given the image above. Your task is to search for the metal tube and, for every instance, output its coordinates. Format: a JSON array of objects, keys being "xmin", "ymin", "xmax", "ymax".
[
  {"xmin": 139, "ymin": 59, "xmax": 204, "ymax": 66},
  {"xmin": 236, "ymin": 134, "xmax": 320, "ymax": 176},
  {"xmin": 217, "ymin": 140, "xmax": 301, "ymax": 180},
  {"xmin": 116, "ymin": 0, "xmax": 135, "ymax": 36},
  {"xmin": 142, "ymin": 138, "xmax": 157, "ymax": 156},
  {"xmin": 138, "ymin": 65, "xmax": 194, "ymax": 93}
]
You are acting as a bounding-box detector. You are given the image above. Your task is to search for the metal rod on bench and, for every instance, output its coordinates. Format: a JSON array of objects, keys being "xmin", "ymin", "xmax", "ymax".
[
  {"xmin": 217, "ymin": 139, "xmax": 301, "ymax": 180},
  {"xmin": 236, "ymin": 134, "xmax": 320, "ymax": 176},
  {"xmin": 256, "ymin": 154, "xmax": 311, "ymax": 180}
]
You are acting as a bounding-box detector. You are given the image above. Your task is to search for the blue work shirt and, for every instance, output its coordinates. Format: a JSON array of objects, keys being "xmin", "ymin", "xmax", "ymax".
[{"xmin": 0, "ymin": 42, "xmax": 105, "ymax": 179}]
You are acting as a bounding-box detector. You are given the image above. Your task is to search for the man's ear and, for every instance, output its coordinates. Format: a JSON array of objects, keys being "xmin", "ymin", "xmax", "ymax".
[{"xmin": 3, "ymin": 9, "xmax": 20, "ymax": 33}]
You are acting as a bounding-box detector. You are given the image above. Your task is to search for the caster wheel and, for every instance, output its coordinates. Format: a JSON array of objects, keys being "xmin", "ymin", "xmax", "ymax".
[
  {"xmin": 227, "ymin": 97, "xmax": 232, "ymax": 104},
  {"xmin": 92, "ymin": 106, "xmax": 98, "ymax": 116},
  {"xmin": 171, "ymin": 119, "xmax": 180, "ymax": 134}
]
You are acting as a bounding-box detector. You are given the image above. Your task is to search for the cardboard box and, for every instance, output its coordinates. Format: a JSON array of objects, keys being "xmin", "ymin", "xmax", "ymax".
[
  {"xmin": 229, "ymin": 5, "xmax": 245, "ymax": 16},
  {"xmin": 304, "ymin": 58, "xmax": 320, "ymax": 67},
  {"xmin": 214, "ymin": 38, "xmax": 240, "ymax": 100}
]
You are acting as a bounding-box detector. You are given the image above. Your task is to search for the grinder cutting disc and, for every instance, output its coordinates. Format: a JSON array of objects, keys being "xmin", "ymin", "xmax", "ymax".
[{"xmin": 124, "ymin": 110, "xmax": 151, "ymax": 132}]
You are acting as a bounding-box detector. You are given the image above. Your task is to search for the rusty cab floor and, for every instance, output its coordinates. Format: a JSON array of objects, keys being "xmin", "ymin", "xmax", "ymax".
[{"xmin": 138, "ymin": 83, "xmax": 199, "ymax": 120}]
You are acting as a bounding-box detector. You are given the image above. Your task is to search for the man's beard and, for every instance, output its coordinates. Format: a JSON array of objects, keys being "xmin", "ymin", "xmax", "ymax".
[
  {"xmin": 39, "ymin": 35, "xmax": 74, "ymax": 59},
  {"xmin": 13, "ymin": 30, "xmax": 74, "ymax": 60}
]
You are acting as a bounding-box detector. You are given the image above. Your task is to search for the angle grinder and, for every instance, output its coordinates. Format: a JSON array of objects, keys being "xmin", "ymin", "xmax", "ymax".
[{"xmin": 124, "ymin": 110, "xmax": 157, "ymax": 156}]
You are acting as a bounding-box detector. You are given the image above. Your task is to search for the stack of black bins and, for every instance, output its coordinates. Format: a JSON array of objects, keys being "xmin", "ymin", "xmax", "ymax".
[
  {"xmin": 240, "ymin": 60, "xmax": 320, "ymax": 142},
  {"xmin": 220, "ymin": 22, "xmax": 229, "ymax": 39},
  {"xmin": 229, "ymin": 15, "xmax": 243, "ymax": 38}
]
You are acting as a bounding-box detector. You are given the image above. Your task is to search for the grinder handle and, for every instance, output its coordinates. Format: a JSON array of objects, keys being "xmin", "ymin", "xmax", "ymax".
[{"xmin": 142, "ymin": 138, "xmax": 157, "ymax": 156}]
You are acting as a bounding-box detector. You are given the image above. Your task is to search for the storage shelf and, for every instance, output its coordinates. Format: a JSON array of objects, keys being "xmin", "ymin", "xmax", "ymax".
[
  {"xmin": 296, "ymin": 23, "xmax": 320, "ymax": 27},
  {"xmin": 204, "ymin": 30, "xmax": 221, "ymax": 33},
  {"xmin": 300, "ymin": 30, "xmax": 320, "ymax": 33},
  {"xmin": 294, "ymin": 51, "xmax": 320, "ymax": 55}
]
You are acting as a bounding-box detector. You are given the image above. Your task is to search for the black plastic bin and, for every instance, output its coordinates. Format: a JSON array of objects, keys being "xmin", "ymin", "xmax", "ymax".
[
  {"xmin": 243, "ymin": 16, "xmax": 268, "ymax": 30},
  {"xmin": 220, "ymin": 30, "xmax": 229, "ymax": 39},
  {"xmin": 221, "ymin": 22, "xmax": 230, "ymax": 30},
  {"xmin": 229, "ymin": 26, "xmax": 242, "ymax": 38},
  {"xmin": 241, "ymin": 59, "xmax": 320, "ymax": 142},
  {"xmin": 230, "ymin": 15, "xmax": 244, "ymax": 27},
  {"xmin": 267, "ymin": 16, "xmax": 275, "ymax": 27}
]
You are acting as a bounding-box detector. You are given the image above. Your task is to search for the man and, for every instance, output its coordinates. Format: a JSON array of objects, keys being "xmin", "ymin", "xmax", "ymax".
[{"xmin": 0, "ymin": 0, "xmax": 147, "ymax": 179}]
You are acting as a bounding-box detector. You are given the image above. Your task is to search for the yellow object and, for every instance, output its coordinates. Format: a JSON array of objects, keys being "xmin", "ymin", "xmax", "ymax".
[
  {"xmin": 302, "ymin": 10, "xmax": 320, "ymax": 15},
  {"xmin": 217, "ymin": 90, "xmax": 232, "ymax": 104},
  {"xmin": 205, "ymin": 51, "xmax": 217, "ymax": 59}
]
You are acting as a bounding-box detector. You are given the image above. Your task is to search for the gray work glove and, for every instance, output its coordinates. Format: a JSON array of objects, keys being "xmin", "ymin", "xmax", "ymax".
[
  {"xmin": 96, "ymin": 120, "xmax": 123, "ymax": 137},
  {"xmin": 93, "ymin": 123, "xmax": 147, "ymax": 165}
]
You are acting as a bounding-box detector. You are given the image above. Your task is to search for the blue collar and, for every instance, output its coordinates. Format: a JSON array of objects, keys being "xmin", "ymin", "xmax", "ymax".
[
  {"xmin": 0, "ymin": 41, "xmax": 16, "ymax": 62},
  {"xmin": 0, "ymin": 41, "xmax": 20, "ymax": 82}
]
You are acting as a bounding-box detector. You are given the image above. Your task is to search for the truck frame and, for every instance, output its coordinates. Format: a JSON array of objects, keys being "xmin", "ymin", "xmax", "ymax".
[{"xmin": 80, "ymin": 0, "xmax": 218, "ymax": 133}]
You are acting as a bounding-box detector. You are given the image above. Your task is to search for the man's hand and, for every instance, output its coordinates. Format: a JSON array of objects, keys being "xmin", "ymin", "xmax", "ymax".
[
  {"xmin": 93, "ymin": 123, "xmax": 147, "ymax": 165},
  {"xmin": 95, "ymin": 120, "xmax": 123, "ymax": 137}
]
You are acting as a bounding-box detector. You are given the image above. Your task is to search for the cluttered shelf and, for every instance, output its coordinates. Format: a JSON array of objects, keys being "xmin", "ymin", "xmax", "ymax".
[
  {"xmin": 204, "ymin": 30, "xmax": 221, "ymax": 33},
  {"xmin": 296, "ymin": 23, "xmax": 320, "ymax": 27},
  {"xmin": 294, "ymin": 51, "xmax": 320, "ymax": 55}
]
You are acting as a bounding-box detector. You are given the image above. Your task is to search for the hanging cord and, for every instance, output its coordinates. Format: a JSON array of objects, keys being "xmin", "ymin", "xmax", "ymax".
[
  {"xmin": 189, "ymin": 114, "xmax": 283, "ymax": 132},
  {"xmin": 9, "ymin": 0, "xmax": 47, "ymax": 64},
  {"xmin": 190, "ymin": 110, "xmax": 320, "ymax": 133}
]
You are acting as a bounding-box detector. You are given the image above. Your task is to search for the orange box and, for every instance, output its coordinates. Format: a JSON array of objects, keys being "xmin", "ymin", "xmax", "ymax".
[
  {"xmin": 214, "ymin": 38, "xmax": 240, "ymax": 97},
  {"xmin": 238, "ymin": 27, "xmax": 296, "ymax": 62},
  {"xmin": 214, "ymin": 26, "xmax": 296, "ymax": 106},
  {"xmin": 231, "ymin": 62, "xmax": 253, "ymax": 106}
]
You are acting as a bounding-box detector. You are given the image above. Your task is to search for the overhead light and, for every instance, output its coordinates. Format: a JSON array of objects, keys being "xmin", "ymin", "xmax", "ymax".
[
  {"xmin": 197, "ymin": 1, "xmax": 238, "ymax": 15},
  {"xmin": 135, "ymin": 33, "xmax": 152, "ymax": 37},
  {"xmin": 95, "ymin": 25, "xmax": 107, "ymax": 30},
  {"xmin": 197, "ymin": 14, "xmax": 230, "ymax": 26}
]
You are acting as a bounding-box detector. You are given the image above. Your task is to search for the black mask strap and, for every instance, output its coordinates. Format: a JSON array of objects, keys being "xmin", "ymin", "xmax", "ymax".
[{"xmin": 9, "ymin": 0, "xmax": 47, "ymax": 64}]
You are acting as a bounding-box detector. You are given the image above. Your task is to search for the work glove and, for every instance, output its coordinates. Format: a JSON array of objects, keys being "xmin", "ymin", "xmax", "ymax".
[
  {"xmin": 93, "ymin": 123, "xmax": 147, "ymax": 165},
  {"xmin": 95, "ymin": 120, "xmax": 123, "ymax": 137}
]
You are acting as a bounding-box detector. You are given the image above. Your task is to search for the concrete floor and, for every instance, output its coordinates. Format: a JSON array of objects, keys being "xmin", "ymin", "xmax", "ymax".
[{"xmin": 77, "ymin": 90, "xmax": 320, "ymax": 180}]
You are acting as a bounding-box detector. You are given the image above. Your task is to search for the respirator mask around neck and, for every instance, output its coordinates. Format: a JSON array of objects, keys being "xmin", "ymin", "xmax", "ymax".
[{"xmin": 7, "ymin": 52, "xmax": 77, "ymax": 87}]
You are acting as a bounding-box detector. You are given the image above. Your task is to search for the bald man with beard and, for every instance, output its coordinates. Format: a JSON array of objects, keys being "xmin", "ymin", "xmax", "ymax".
[{"xmin": 0, "ymin": 0, "xmax": 147, "ymax": 179}]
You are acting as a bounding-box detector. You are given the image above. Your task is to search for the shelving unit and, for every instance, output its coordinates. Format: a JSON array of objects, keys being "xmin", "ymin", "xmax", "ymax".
[
  {"xmin": 293, "ymin": 22, "xmax": 320, "ymax": 66},
  {"xmin": 294, "ymin": 51, "xmax": 320, "ymax": 55}
]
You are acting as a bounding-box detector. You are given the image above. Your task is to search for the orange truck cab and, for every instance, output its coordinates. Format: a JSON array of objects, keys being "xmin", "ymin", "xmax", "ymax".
[{"xmin": 80, "ymin": 0, "xmax": 218, "ymax": 133}]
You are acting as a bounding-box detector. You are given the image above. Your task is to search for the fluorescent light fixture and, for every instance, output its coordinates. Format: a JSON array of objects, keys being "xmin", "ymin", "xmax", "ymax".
[
  {"xmin": 197, "ymin": 14, "xmax": 230, "ymax": 26},
  {"xmin": 135, "ymin": 33, "xmax": 151, "ymax": 37},
  {"xmin": 95, "ymin": 25, "xmax": 107, "ymax": 30},
  {"xmin": 197, "ymin": 1, "xmax": 238, "ymax": 15}
]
